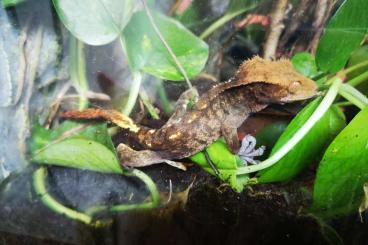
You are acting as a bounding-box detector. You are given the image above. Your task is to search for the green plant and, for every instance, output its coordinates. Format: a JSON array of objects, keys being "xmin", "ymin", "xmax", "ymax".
[{"xmin": 26, "ymin": 0, "xmax": 368, "ymax": 224}]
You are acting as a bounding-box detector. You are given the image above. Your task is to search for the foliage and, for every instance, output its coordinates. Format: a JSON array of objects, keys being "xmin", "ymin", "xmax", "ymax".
[
  {"xmin": 1, "ymin": 0, "xmax": 25, "ymax": 8},
  {"xmin": 190, "ymin": 139, "xmax": 249, "ymax": 193},
  {"xmin": 10, "ymin": 0, "xmax": 368, "ymax": 222},
  {"xmin": 122, "ymin": 11, "xmax": 209, "ymax": 81},
  {"xmin": 31, "ymin": 121, "xmax": 122, "ymax": 174},
  {"xmin": 312, "ymin": 108, "xmax": 368, "ymax": 217},
  {"xmin": 316, "ymin": 0, "xmax": 368, "ymax": 72},
  {"xmin": 257, "ymin": 99, "xmax": 346, "ymax": 183},
  {"xmin": 52, "ymin": 0, "xmax": 136, "ymax": 46}
]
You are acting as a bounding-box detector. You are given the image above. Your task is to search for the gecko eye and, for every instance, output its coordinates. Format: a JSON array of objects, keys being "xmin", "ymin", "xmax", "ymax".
[{"xmin": 288, "ymin": 81, "xmax": 301, "ymax": 94}]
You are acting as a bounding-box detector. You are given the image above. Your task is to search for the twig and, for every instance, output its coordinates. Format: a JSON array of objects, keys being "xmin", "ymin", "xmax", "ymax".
[
  {"xmin": 44, "ymin": 81, "xmax": 72, "ymax": 129},
  {"xmin": 279, "ymin": 0, "xmax": 312, "ymax": 48},
  {"xmin": 308, "ymin": 0, "xmax": 337, "ymax": 53},
  {"xmin": 141, "ymin": 0, "xmax": 193, "ymax": 89},
  {"xmin": 263, "ymin": 0, "xmax": 289, "ymax": 60}
]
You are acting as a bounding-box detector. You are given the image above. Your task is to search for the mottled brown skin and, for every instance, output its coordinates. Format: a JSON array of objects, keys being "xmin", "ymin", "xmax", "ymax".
[{"xmin": 61, "ymin": 57, "xmax": 317, "ymax": 169}]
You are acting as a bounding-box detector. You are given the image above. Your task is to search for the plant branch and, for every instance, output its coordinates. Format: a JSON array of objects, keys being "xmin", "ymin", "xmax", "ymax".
[
  {"xmin": 237, "ymin": 77, "xmax": 342, "ymax": 175},
  {"xmin": 141, "ymin": 0, "xmax": 192, "ymax": 89},
  {"xmin": 263, "ymin": 0, "xmax": 289, "ymax": 60}
]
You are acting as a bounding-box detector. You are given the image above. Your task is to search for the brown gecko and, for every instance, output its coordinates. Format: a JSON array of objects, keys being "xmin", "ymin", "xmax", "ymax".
[{"xmin": 61, "ymin": 57, "xmax": 317, "ymax": 169}]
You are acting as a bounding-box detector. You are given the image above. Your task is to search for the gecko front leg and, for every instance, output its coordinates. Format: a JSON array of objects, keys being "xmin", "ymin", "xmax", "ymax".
[
  {"xmin": 116, "ymin": 143, "xmax": 187, "ymax": 171},
  {"xmin": 237, "ymin": 135, "xmax": 265, "ymax": 165},
  {"xmin": 165, "ymin": 87, "xmax": 198, "ymax": 125}
]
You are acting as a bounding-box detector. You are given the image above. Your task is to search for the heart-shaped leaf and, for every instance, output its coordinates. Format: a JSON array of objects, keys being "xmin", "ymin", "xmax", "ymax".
[
  {"xmin": 312, "ymin": 107, "xmax": 368, "ymax": 218},
  {"xmin": 190, "ymin": 139, "xmax": 249, "ymax": 193},
  {"xmin": 31, "ymin": 121, "xmax": 121, "ymax": 174},
  {"xmin": 52, "ymin": 0, "xmax": 136, "ymax": 45},
  {"xmin": 316, "ymin": 0, "xmax": 368, "ymax": 73},
  {"xmin": 122, "ymin": 11, "xmax": 209, "ymax": 81},
  {"xmin": 291, "ymin": 52, "xmax": 320, "ymax": 78},
  {"xmin": 257, "ymin": 98, "xmax": 346, "ymax": 183},
  {"xmin": 33, "ymin": 138, "xmax": 122, "ymax": 174}
]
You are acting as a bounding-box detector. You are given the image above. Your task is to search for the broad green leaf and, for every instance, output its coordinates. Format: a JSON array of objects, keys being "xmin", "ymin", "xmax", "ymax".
[
  {"xmin": 30, "ymin": 121, "xmax": 120, "ymax": 173},
  {"xmin": 257, "ymin": 98, "xmax": 346, "ymax": 183},
  {"xmin": 316, "ymin": 0, "xmax": 368, "ymax": 73},
  {"xmin": 255, "ymin": 122, "xmax": 288, "ymax": 159},
  {"xmin": 33, "ymin": 138, "xmax": 122, "ymax": 174},
  {"xmin": 312, "ymin": 107, "xmax": 368, "ymax": 217},
  {"xmin": 31, "ymin": 121, "xmax": 115, "ymax": 153},
  {"xmin": 122, "ymin": 11, "xmax": 209, "ymax": 81},
  {"xmin": 291, "ymin": 52, "xmax": 319, "ymax": 78},
  {"xmin": 190, "ymin": 139, "xmax": 249, "ymax": 193},
  {"xmin": 2, "ymin": 0, "xmax": 25, "ymax": 7},
  {"xmin": 52, "ymin": 0, "xmax": 136, "ymax": 45}
]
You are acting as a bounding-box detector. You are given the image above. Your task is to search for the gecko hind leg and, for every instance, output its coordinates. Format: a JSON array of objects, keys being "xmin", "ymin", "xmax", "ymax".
[{"xmin": 116, "ymin": 143, "xmax": 187, "ymax": 171}]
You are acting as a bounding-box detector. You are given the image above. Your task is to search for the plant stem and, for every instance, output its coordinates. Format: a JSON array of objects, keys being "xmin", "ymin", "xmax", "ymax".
[
  {"xmin": 139, "ymin": 89, "xmax": 160, "ymax": 120},
  {"xmin": 85, "ymin": 169, "xmax": 160, "ymax": 215},
  {"xmin": 33, "ymin": 167, "xmax": 160, "ymax": 224},
  {"xmin": 157, "ymin": 82, "xmax": 173, "ymax": 115},
  {"xmin": 345, "ymin": 60, "xmax": 368, "ymax": 75},
  {"xmin": 338, "ymin": 84, "xmax": 368, "ymax": 109},
  {"xmin": 141, "ymin": 0, "xmax": 193, "ymax": 89},
  {"xmin": 199, "ymin": 3, "xmax": 259, "ymax": 39},
  {"xmin": 237, "ymin": 77, "xmax": 343, "ymax": 175},
  {"xmin": 69, "ymin": 36, "xmax": 89, "ymax": 110},
  {"xmin": 123, "ymin": 71, "xmax": 142, "ymax": 116},
  {"xmin": 348, "ymin": 70, "xmax": 368, "ymax": 87},
  {"xmin": 33, "ymin": 167, "xmax": 93, "ymax": 225}
]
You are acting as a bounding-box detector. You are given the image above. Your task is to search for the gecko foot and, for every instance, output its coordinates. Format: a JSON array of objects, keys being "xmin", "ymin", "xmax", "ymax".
[{"xmin": 237, "ymin": 135, "xmax": 265, "ymax": 165}]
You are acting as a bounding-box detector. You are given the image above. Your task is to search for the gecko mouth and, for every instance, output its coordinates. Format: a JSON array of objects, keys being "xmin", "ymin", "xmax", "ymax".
[{"xmin": 280, "ymin": 91, "xmax": 318, "ymax": 102}]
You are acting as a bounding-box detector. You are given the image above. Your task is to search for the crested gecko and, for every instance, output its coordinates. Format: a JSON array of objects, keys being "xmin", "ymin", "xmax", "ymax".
[{"xmin": 61, "ymin": 57, "xmax": 317, "ymax": 169}]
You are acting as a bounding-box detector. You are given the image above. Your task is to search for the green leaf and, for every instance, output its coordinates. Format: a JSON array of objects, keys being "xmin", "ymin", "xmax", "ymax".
[
  {"xmin": 316, "ymin": 0, "xmax": 368, "ymax": 73},
  {"xmin": 122, "ymin": 11, "xmax": 209, "ymax": 81},
  {"xmin": 30, "ymin": 121, "xmax": 121, "ymax": 173},
  {"xmin": 312, "ymin": 107, "xmax": 368, "ymax": 217},
  {"xmin": 190, "ymin": 139, "xmax": 249, "ymax": 193},
  {"xmin": 255, "ymin": 122, "xmax": 288, "ymax": 159},
  {"xmin": 33, "ymin": 138, "xmax": 122, "ymax": 174},
  {"xmin": 257, "ymin": 98, "xmax": 346, "ymax": 183},
  {"xmin": 52, "ymin": 0, "xmax": 136, "ymax": 45},
  {"xmin": 291, "ymin": 52, "xmax": 319, "ymax": 78},
  {"xmin": 31, "ymin": 121, "xmax": 115, "ymax": 153},
  {"xmin": 2, "ymin": 0, "xmax": 25, "ymax": 7}
]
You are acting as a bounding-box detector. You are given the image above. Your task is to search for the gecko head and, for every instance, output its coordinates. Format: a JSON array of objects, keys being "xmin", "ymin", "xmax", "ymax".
[
  {"xmin": 237, "ymin": 56, "xmax": 318, "ymax": 103},
  {"xmin": 278, "ymin": 75, "xmax": 318, "ymax": 103}
]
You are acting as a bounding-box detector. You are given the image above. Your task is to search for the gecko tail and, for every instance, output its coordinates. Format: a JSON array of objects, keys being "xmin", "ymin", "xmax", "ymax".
[{"xmin": 60, "ymin": 108, "xmax": 140, "ymax": 133}]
